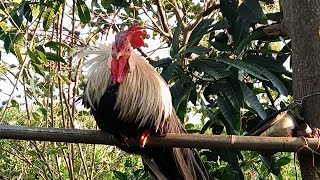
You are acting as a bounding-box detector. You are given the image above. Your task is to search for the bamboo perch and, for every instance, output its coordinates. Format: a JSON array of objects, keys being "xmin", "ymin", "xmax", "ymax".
[{"xmin": 0, "ymin": 125, "xmax": 318, "ymax": 152}]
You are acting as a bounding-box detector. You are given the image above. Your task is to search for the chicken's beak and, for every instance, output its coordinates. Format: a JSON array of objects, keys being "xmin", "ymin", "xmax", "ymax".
[{"xmin": 116, "ymin": 52, "xmax": 123, "ymax": 59}]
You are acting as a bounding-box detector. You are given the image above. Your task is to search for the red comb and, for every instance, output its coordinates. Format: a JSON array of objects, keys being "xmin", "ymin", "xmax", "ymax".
[{"xmin": 116, "ymin": 24, "xmax": 149, "ymax": 48}]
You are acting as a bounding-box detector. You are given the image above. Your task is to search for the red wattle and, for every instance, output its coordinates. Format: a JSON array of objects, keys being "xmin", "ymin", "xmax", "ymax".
[
  {"xmin": 117, "ymin": 56, "xmax": 129, "ymax": 83},
  {"xmin": 111, "ymin": 56, "xmax": 129, "ymax": 84},
  {"xmin": 111, "ymin": 58, "xmax": 118, "ymax": 84}
]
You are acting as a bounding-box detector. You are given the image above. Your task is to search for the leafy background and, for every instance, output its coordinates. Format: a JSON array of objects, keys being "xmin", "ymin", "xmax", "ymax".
[{"xmin": 0, "ymin": 0, "xmax": 299, "ymax": 179}]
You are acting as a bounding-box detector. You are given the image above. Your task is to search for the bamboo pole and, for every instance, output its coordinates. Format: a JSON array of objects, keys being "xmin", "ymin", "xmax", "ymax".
[{"xmin": 0, "ymin": 125, "xmax": 318, "ymax": 152}]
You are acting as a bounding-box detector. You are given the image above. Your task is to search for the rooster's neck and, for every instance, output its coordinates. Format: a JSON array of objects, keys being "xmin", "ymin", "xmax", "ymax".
[{"xmin": 115, "ymin": 51, "xmax": 173, "ymax": 131}]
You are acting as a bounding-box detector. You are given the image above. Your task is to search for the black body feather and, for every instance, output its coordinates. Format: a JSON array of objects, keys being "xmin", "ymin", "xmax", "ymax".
[{"xmin": 82, "ymin": 84, "xmax": 210, "ymax": 180}]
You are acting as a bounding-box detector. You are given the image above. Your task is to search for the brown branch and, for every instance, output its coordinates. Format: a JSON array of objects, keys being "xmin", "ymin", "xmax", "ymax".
[
  {"xmin": 155, "ymin": 0, "xmax": 173, "ymax": 39},
  {"xmin": 141, "ymin": 7, "xmax": 171, "ymax": 38},
  {"xmin": 0, "ymin": 125, "xmax": 318, "ymax": 152},
  {"xmin": 171, "ymin": 0, "xmax": 217, "ymax": 47},
  {"xmin": 136, "ymin": 48, "xmax": 156, "ymax": 63},
  {"xmin": 171, "ymin": 0, "xmax": 186, "ymax": 29},
  {"xmin": 185, "ymin": 0, "xmax": 217, "ymax": 32}
]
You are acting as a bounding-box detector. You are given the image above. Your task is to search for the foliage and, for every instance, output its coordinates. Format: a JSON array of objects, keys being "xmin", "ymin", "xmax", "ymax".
[{"xmin": 0, "ymin": 0, "xmax": 299, "ymax": 179}]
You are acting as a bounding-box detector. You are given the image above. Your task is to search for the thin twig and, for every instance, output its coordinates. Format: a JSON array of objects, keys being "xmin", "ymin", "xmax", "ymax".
[
  {"xmin": 89, "ymin": 143, "xmax": 97, "ymax": 180},
  {"xmin": 22, "ymin": 77, "xmax": 32, "ymax": 125},
  {"xmin": 137, "ymin": 48, "xmax": 156, "ymax": 63},
  {"xmin": 30, "ymin": 141, "xmax": 55, "ymax": 179}
]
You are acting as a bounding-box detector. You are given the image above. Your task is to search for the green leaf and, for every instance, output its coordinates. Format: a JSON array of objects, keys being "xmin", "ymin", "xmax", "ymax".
[
  {"xmin": 188, "ymin": 19, "xmax": 214, "ymax": 47},
  {"xmin": 232, "ymin": 0, "xmax": 267, "ymax": 44},
  {"xmin": 238, "ymin": 0, "xmax": 267, "ymax": 25},
  {"xmin": 220, "ymin": 0, "xmax": 239, "ymax": 40},
  {"xmin": 113, "ymin": 170, "xmax": 127, "ymax": 180},
  {"xmin": 27, "ymin": 48, "xmax": 41, "ymax": 64},
  {"xmin": 76, "ymin": 0, "xmax": 91, "ymax": 24},
  {"xmin": 217, "ymin": 94, "xmax": 240, "ymax": 133},
  {"xmin": 32, "ymin": 63, "xmax": 45, "ymax": 76},
  {"xmin": 235, "ymin": 28, "xmax": 267, "ymax": 55},
  {"xmin": 240, "ymin": 82, "xmax": 266, "ymax": 119},
  {"xmin": 170, "ymin": 76, "xmax": 194, "ymax": 109},
  {"xmin": 188, "ymin": 60, "xmax": 231, "ymax": 80},
  {"xmin": 176, "ymin": 93, "xmax": 189, "ymax": 122},
  {"xmin": 44, "ymin": 41, "xmax": 71, "ymax": 52},
  {"xmin": 47, "ymin": 147, "xmax": 59, "ymax": 155},
  {"xmin": 217, "ymin": 78, "xmax": 243, "ymax": 111},
  {"xmin": 210, "ymin": 32, "xmax": 230, "ymax": 51},
  {"xmin": 215, "ymin": 58, "xmax": 268, "ymax": 80},
  {"xmin": 43, "ymin": 7, "xmax": 55, "ymax": 30},
  {"xmin": 29, "ymin": 77, "xmax": 39, "ymax": 101},
  {"xmin": 59, "ymin": 74, "xmax": 71, "ymax": 85},
  {"xmin": 220, "ymin": 0, "xmax": 238, "ymax": 26},
  {"xmin": 23, "ymin": 1, "xmax": 33, "ymax": 22},
  {"xmin": 36, "ymin": 50, "xmax": 48, "ymax": 63},
  {"xmin": 101, "ymin": 0, "xmax": 113, "ymax": 11},
  {"xmin": 170, "ymin": 23, "xmax": 181, "ymax": 57},
  {"xmin": 201, "ymin": 150, "xmax": 219, "ymax": 161},
  {"xmin": 189, "ymin": 87, "xmax": 197, "ymax": 105},
  {"xmin": 251, "ymin": 63, "xmax": 288, "ymax": 96},
  {"xmin": 243, "ymin": 55, "xmax": 286, "ymax": 72},
  {"xmin": 200, "ymin": 102, "xmax": 224, "ymax": 134},
  {"xmin": 183, "ymin": 46, "xmax": 209, "ymax": 55},
  {"xmin": 219, "ymin": 150, "xmax": 244, "ymax": 179},
  {"xmin": 276, "ymin": 156, "xmax": 291, "ymax": 167},
  {"xmin": 210, "ymin": 41, "xmax": 229, "ymax": 51},
  {"xmin": 10, "ymin": 99, "xmax": 19, "ymax": 108},
  {"xmin": 4, "ymin": 32, "xmax": 17, "ymax": 53},
  {"xmin": 202, "ymin": 4, "xmax": 219, "ymax": 17},
  {"xmin": 211, "ymin": 18, "xmax": 230, "ymax": 30},
  {"xmin": 133, "ymin": 0, "xmax": 143, "ymax": 6},
  {"xmin": 45, "ymin": 52, "xmax": 66, "ymax": 64},
  {"xmin": 39, "ymin": 107, "xmax": 48, "ymax": 116},
  {"xmin": 101, "ymin": 0, "xmax": 130, "ymax": 9},
  {"xmin": 43, "ymin": 2, "xmax": 62, "ymax": 31},
  {"xmin": 0, "ymin": 64, "xmax": 6, "ymax": 74},
  {"xmin": 11, "ymin": 33, "xmax": 24, "ymax": 62},
  {"xmin": 150, "ymin": 58, "xmax": 172, "ymax": 68},
  {"xmin": 260, "ymin": 155, "xmax": 280, "ymax": 175},
  {"xmin": 160, "ymin": 61, "xmax": 177, "ymax": 82},
  {"xmin": 113, "ymin": 0, "xmax": 130, "ymax": 7},
  {"xmin": 10, "ymin": 10, "xmax": 23, "ymax": 27}
]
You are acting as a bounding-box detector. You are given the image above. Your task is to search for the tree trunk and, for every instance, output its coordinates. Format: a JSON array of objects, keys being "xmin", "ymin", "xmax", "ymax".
[{"xmin": 281, "ymin": 0, "xmax": 320, "ymax": 179}]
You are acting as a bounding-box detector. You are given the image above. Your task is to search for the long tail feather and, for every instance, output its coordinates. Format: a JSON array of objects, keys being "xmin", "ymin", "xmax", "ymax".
[
  {"xmin": 145, "ymin": 111, "xmax": 212, "ymax": 180},
  {"xmin": 142, "ymin": 155, "xmax": 168, "ymax": 180}
]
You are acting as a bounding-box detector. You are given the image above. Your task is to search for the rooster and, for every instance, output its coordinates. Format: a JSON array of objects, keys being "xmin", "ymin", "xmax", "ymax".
[{"xmin": 81, "ymin": 24, "xmax": 211, "ymax": 180}]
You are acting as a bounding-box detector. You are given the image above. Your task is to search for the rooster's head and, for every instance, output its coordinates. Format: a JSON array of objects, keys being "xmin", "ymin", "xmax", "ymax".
[{"xmin": 111, "ymin": 24, "xmax": 148, "ymax": 83}]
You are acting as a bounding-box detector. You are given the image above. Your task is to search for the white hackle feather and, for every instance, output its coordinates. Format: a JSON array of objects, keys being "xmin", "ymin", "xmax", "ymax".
[
  {"xmin": 116, "ymin": 51, "xmax": 173, "ymax": 131},
  {"xmin": 79, "ymin": 44, "xmax": 112, "ymax": 109}
]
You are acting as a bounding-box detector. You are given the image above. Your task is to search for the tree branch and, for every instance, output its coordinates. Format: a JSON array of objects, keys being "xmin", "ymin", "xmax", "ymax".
[
  {"xmin": 185, "ymin": 0, "xmax": 217, "ymax": 32},
  {"xmin": 0, "ymin": 125, "xmax": 318, "ymax": 152},
  {"xmin": 171, "ymin": 0, "xmax": 186, "ymax": 29},
  {"xmin": 142, "ymin": 7, "xmax": 171, "ymax": 38},
  {"xmin": 155, "ymin": 0, "xmax": 173, "ymax": 39}
]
